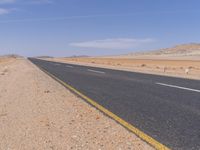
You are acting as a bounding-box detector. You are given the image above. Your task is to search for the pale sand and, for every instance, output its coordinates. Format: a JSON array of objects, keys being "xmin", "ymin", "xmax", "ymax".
[
  {"xmin": 0, "ymin": 57, "xmax": 16, "ymax": 65},
  {"xmin": 47, "ymin": 57, "xmax": 200, "ymax": 80},
  {"xmin": 0, "ymin": 58, "xmax": 153, "ymax": 150}
]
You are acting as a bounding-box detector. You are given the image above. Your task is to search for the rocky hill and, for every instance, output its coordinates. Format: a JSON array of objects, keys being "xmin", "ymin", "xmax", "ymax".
[{"xmin": 143, "ymin": 43, "xmax": 200, "ymax": 56}]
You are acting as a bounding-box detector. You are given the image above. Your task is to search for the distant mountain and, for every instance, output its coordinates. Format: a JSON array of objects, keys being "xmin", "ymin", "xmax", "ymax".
[
  {"xmin": 139, "ymin": 43, "xmax": 200, "ymax": 56},
  {"xmin": 65, "ymin": 55, "xmax": 90, "ymax": 58},
  {"xmin": 36, "ymin": 56, "xmax": 54, "ymax": 58}
]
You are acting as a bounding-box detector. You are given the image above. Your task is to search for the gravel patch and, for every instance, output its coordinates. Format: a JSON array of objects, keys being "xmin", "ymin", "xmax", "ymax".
[{"xmin": 0, "ymin": 58, "xmax": 154, "ymax": 150}]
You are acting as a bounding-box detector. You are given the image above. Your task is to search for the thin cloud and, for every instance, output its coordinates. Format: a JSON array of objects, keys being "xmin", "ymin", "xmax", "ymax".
[
  {"xmin": 0, "ymin": 0, "xmax": 15, "ymax": 4},
  {"xmin": 0, "ymin": 8, "xmax": 12, "ymax": 14},
  {"xmin": 0, "ymin": 0, "xmax": 52, "ymax": 16},
  {"xmin": 0, "ymin": 0, "xmax": 53, "ymax": 5},
  {"xmin": 0, "ymin": 14, "xmax": 135, "ymax": 23},
  {"xmin": 69, "ymin": 38, "xmax": 156, "ymax": 49},
  {"xmin": 26, "ymin": 0, "xmax": 53, "ymax": 4},
  {"xmin": 1, "ymin": 9, "xmax": 200, "ymax": 23}
]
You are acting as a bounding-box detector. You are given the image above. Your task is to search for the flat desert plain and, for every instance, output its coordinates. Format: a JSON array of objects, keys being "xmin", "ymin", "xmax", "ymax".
[
  {"xmin": 0, "ymin": 57, "xmax": 15, "ymax": 65},
  {"xmin": 45, "ymin": 43, "xmax": 200, "ymax": 80},
  {"xmin": 0, "ymin": 57, "xmax": 153, "ymax": 150},
  {"xmin": 47, "ymin": 56, "xmax": 200, "ymax": 80}
]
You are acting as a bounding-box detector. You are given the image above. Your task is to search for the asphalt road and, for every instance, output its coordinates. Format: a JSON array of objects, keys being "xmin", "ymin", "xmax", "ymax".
[{"xmin": 29, "ymin": 58, "xmax": 200, "ymax": 150}]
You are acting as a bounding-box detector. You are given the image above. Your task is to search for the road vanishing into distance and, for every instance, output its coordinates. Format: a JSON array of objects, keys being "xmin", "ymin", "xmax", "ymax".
[{"xmin": 29, "ymin": 58, "xmax": 200, "ymax": 150}]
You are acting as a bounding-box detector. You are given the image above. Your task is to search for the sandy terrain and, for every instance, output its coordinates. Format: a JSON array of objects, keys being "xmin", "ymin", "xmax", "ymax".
[
  {"xmin": 105, "ymin": 54, "xmax": 200, "ymax": 60},
  {"xmin": 46, "ymin": 57, "xmax": 200, "ymax": 80},
  {"xmin": 0, "ymin": 57, "xmax": 16, "ymax": 65},
  {"xmin": 41, "ymin": 43, "xmax": 200, "ymax": 80},
  {"xmin": 0, "ymin": 58, "xmax": 153, "ymax": 150}
]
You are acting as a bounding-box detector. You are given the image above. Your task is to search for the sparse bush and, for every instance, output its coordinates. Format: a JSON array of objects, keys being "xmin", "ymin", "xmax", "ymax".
[
  {"xmin": 141, "ymin": 64, "xmax": 146, "ymax": 67},
  {"xmin": 188, "ymin": 66, "xmax": 193, "ymax": 69}
]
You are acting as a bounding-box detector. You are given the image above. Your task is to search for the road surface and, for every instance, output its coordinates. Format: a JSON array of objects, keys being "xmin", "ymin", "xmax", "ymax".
[{"xmin": 29, "ymin": 58, "xmax": 200, "ymax": 150}]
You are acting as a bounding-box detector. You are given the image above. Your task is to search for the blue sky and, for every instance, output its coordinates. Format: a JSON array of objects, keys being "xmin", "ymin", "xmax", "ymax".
[{"xmin": 0, "ymin": 0, "xmax": 200, "ymax": 56}]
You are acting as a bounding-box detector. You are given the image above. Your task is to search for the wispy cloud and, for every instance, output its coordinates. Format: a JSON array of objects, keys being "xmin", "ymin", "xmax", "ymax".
[
  {"xmin": 0, "ymin": 0, "xmax": 15, "ymax": 16},
  {"xmin": 0, "ymin": 8, "xmax": 12, "ymax": 15},
  {"xmin": 0, "ymin": 9, "xmax": 199, "ymax": 22},
  {"xmin": 69, "ymin": 38, "xmax": 155, "ymax": 49},
  {"xmin": 26, "ymin": 0, "xmax": 53, "ymax": 5},
  {"xmin": 0, "ymin": 0, "xmax": 15, "ymax": 4},
  {"xmin": 0, "ymin": 15, "xmax": 136, "ymax": 23},
  {"xmin": 0, "ymin": 0, "xmax": 52, "ymax": 16},
  {"xmin": 0, "ymin": 0, "xmax": 53, "ymax": 4}
]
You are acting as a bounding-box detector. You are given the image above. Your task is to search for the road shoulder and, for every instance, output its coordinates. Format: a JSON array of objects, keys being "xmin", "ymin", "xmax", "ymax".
[{"xmin": 0, "ymin": 58, "xmax": 154, "ymax": 150}]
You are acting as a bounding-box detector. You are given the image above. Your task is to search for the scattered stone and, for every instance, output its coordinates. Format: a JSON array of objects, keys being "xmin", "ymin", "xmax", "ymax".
[
  {"xmin": 0, "ymin": 113, "xmax": 7, "ymax": 117},
  {"xmin": 96, "ymin": 116, "xmax": 100, "ymax": 120},
  {"xmin": 141, "ymin": 64, "xmax": 146, "ymax": 67},
  {"xmin": 44, "ymin": 90, "xmax": 50, "ymax": 93},
  {"xmin": 185, "ymin": 68, "xmax": 190, "ymax": 74},
  {"xmin": 0, "ymin": 58, "xmax": 154, "ymax": 150}
]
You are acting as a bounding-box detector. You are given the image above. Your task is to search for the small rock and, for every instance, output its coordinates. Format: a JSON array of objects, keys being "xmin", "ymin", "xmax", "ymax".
[
  {"xmin": 44, "ymin": 90, "xmax": 50, "ymax": 93},
  {"xmin": 72, "ymin": 135, "xmax": 77, "ymax": 139},
  {"xmin": 185, "ymin": 68, "xmax": 190, "ymax": 74}
]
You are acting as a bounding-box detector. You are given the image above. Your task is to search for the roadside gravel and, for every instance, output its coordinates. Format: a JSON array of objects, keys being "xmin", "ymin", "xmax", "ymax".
[{"xmin": 0, "ymin": 58, "xmax": 154, "ymax": 150}]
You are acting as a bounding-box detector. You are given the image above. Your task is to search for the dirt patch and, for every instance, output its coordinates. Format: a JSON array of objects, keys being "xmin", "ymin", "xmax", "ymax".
[
  {"xmin": 0, "ymin": 57, "xmax": 15, "ymax": 64},
  {"xmin": 0, "ymin": 58, "xmax": 154, "ymax": 150}
]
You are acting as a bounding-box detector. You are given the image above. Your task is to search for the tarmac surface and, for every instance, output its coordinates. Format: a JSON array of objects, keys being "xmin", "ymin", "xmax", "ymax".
[{"xmin": 29, "ymin": 58, "xmax": 200, "ymax": 150}]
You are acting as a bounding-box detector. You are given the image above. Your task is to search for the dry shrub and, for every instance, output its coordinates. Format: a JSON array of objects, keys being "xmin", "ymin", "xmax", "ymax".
[
  {"xmin": 141, "ymin": 64, "xmax": 146, "ymax": 67},
  {"xmin": 188, "ymin": 66, "xmax": 193, "ymax": 69}
]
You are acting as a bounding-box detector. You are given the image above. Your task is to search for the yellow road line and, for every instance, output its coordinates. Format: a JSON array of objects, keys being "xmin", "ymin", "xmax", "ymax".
[{"xmin": 39, "ymin": 66, "xmax": 170, "ymax": 150}]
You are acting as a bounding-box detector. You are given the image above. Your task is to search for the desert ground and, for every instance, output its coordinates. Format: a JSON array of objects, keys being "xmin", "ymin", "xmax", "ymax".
[
  {"xmin": 44, "ymin": 43, "xmax": 200, "ymax": 80},
  {"xmin": 0, "ymin": 56, "xmax": 16, "ymax": 66},
  {"xmin": 0, "ymin": 57, "xmax": 153, "ymax": 150},
  {"xmin": 46, "ymin": 56, "xmax": 200, "ymax": 80}
]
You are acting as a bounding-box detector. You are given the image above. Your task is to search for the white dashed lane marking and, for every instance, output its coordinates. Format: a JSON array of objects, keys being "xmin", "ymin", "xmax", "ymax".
[
  {"xmin": 87, "ymin": 69, "xmax": 105, "ymax": 74},
  {"xmin": 66, "ymin": 65, "xmax": 74, "ymax": 68},
  {"xmin": 156, "ymin": 82, "xmax": 200, "ymax": 93}
]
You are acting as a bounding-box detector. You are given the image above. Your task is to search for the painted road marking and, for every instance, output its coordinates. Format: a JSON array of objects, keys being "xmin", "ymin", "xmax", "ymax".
[
  {"xmin": 37, "ymin": 67, "xmax": 169, "ymax": 150},
  {"xmin": 156, "ymin": 82, "xmax": 200, "ymax": 93},
  {"xmin": 87, "ymin": 69, "xmax": 105, "ymax": 74},
  {"xmin": 66, "ymin": 65, "xmax": 74, "ymax": 68}
]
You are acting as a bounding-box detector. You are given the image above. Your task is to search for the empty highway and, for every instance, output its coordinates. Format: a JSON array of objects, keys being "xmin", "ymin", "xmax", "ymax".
[{"xmin": 29, "ymin": 58, "xmax": 200, "ymax": 150}]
